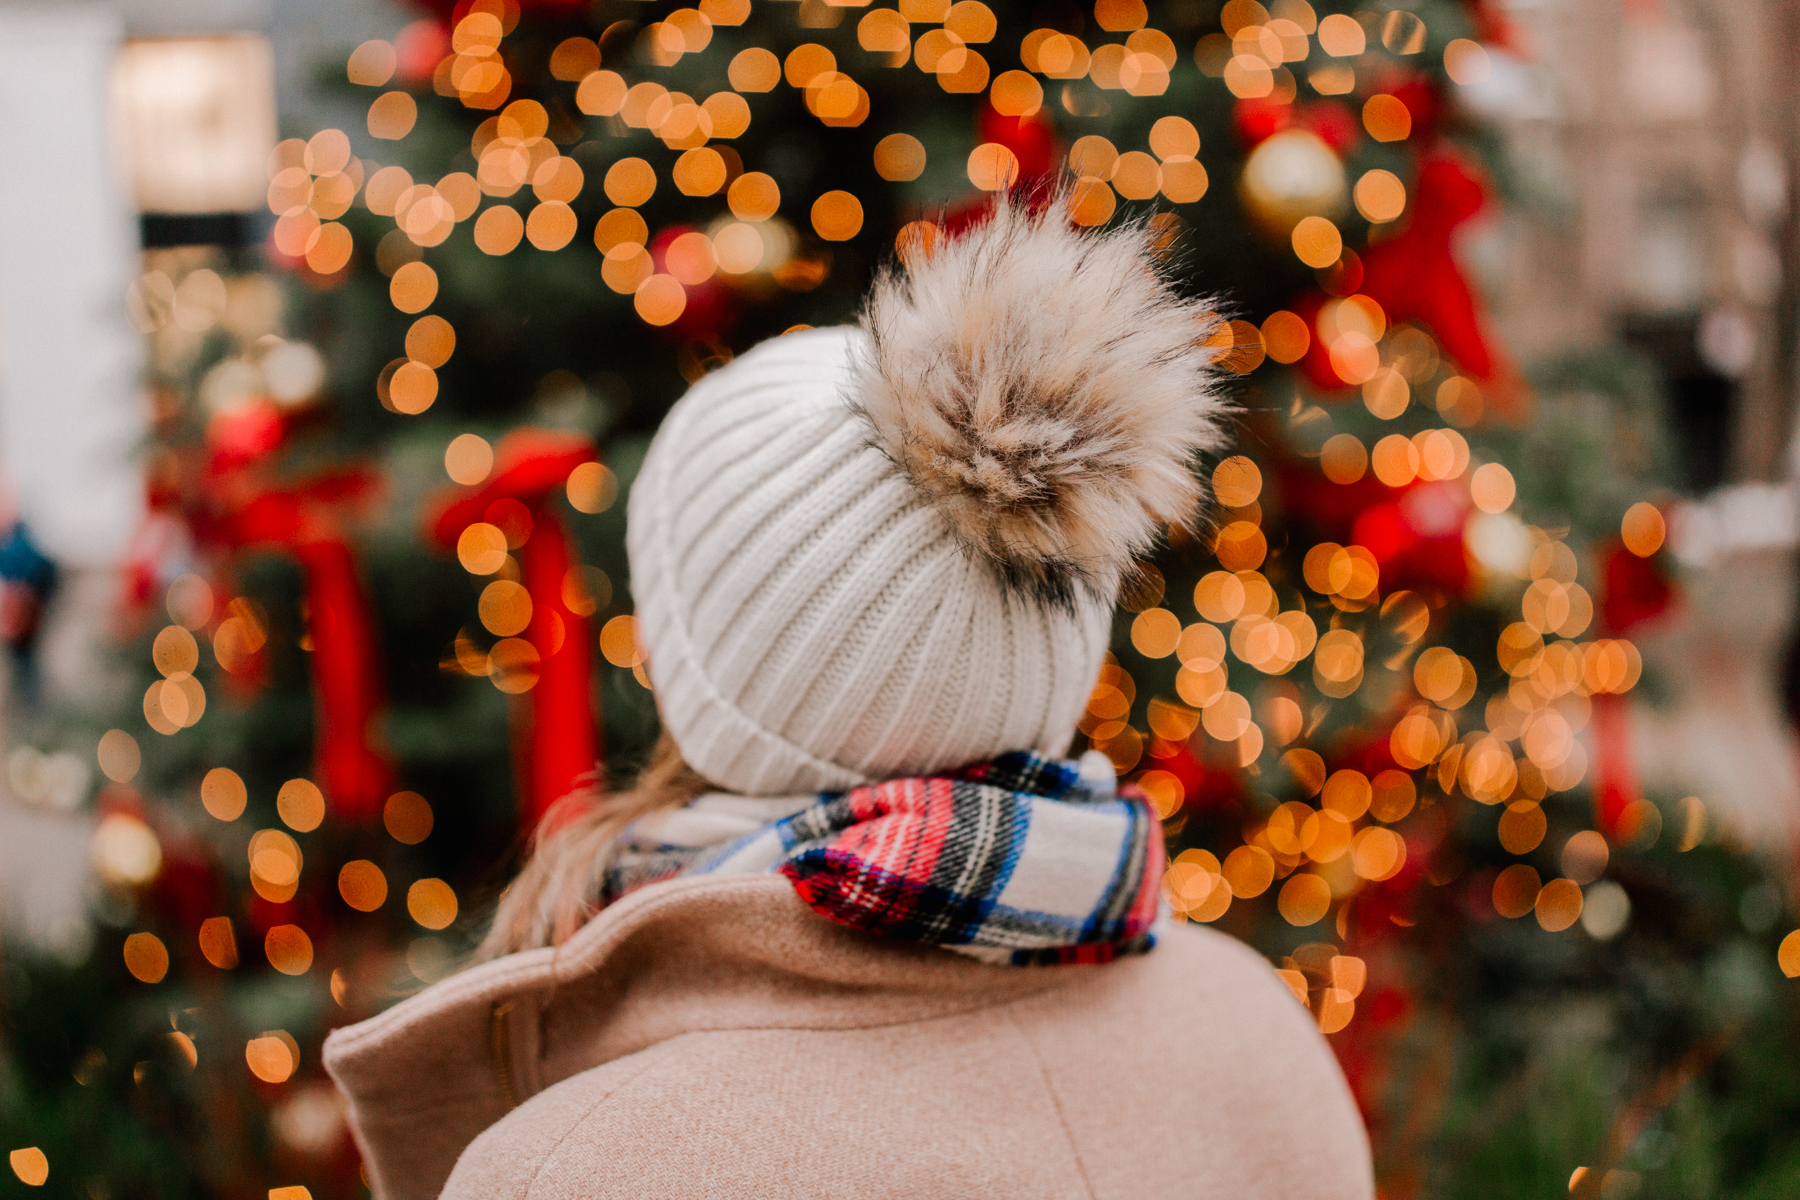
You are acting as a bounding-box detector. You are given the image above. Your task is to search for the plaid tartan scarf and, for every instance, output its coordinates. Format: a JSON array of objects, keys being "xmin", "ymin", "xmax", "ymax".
[{"xmin": 606, "ymin": 753, "xmax": 1165, "ymax": 966}]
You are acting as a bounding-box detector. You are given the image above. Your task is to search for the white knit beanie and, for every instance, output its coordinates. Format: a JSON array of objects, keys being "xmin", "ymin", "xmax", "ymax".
[{"xmin": 627, "ymin": 197, "xmax": 1228, "ymax": 795}]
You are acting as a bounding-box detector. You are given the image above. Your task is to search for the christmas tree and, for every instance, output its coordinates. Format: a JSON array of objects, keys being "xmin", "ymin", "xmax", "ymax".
[{"xmin": 6, "ymin": 1, "xmax": 1800, "ymax": 1197}]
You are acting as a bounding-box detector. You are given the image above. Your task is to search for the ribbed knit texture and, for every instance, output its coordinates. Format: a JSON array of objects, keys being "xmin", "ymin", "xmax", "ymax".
[{"xmin": 628, "ymin": 327, "xmax": 1112, "ymax": 796}]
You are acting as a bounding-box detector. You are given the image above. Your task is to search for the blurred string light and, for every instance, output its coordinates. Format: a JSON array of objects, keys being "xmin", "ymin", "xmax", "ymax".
[
  {"xmin": 9, "ymin": 1147, "xmax": 49, "ymax": 1187},
  {"xmin": 137, "ymin": 0, "xmax": 1683, "ymax": 1047}
]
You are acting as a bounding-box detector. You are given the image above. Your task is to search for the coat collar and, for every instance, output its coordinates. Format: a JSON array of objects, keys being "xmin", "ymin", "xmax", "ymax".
[{"xmin": 325, "ymin": 874, "xmax": 1082, "ymax": 1200}]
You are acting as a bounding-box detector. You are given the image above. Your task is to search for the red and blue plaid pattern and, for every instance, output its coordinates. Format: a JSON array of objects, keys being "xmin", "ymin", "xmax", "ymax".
[{"xmin": 608, "ymin": 753, "xmax": 1164, "ymax": 966}]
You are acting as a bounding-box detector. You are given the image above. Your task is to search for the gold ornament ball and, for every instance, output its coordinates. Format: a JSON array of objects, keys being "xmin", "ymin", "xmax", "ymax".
[{"xmin": 1238, "ymin": 129, "xmax": 1348, "ymax": 240}]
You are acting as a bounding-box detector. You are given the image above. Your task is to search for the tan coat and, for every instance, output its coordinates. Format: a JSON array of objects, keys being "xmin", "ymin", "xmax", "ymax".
[{"xmin": 324, "ymin": 875, "xmax": 1373, "ymax": 1199}]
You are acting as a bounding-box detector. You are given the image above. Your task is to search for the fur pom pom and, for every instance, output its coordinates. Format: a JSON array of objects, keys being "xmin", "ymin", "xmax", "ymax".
[{"xmin": 853, "ymin": 194, "xmax": 1230, "ymax": 602}]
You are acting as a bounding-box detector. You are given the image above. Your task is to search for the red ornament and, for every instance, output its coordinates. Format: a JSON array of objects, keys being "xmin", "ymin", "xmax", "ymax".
[
  {"xmin": 1232, "ymin": 97, "xmax": 1360, "ymax": 155},
  {"xmin": 1278, "ymin": 461, "xmax": 1473, "ymax": 598},
  {"xmin": 1589, "ymin": 539, "xmax": 1675, "ymax": 835},
  {"xmin": 1599, "ymin": 540, "xmax": 1674, "ymax": 634},
  {"xmin": 428, "ymin": 429, "xmax": 601, "ymax": 834}
]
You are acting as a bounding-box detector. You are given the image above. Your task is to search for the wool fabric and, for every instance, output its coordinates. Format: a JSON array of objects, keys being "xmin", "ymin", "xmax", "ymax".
[
  {"xmin": 627, "ymin": 327, "xmax": 1113, "ymax": 796},
  {"xmin": 601, "ymin": 752, "xmax": 1164, "ymax": 964}
]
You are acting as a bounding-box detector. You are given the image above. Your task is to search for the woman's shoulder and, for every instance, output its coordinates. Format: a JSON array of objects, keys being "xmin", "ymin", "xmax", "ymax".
[{"xmin": 442, "ymin": 918, "xmax": 1371, "ymax": 1200}]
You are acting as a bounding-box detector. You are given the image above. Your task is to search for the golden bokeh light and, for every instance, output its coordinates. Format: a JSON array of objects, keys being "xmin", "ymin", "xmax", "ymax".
[
  {"xmin": 873, "ymin": 134, "xmax": 927, "ymax": 182},
  {"xmin": 672, "ymin": 149, "xmax": 727, "ymax": 198},
  {"xmin": 526, "ymin": 201, "xmax": 578, "ymax": 250},
  {"xmin": 635, "ymin": 274, "xmax": 688, "ymax": 325},
  {"xmin": 152, "ymin": 625, "xmax": 198, "ymax": 678},
  {"xmin": 665, "ymin": 233, "xmax": 717, "ymax": 286},
  {"xmin": 339, "ymin": 860, "xmax": 389, "ymax": 912},
  {"xmin": 1111, "ymin": 151, "xmax": 1162, "ymax": 201},
  {"xmin": 490, "ymin": 637, "xmax": 543, "ymax": 693},
  {"xmin": 1370, "ymin": 770, "xmax": 1416, "ymax": 822},
  {"xmin": 1261, "ymin": 311, "xmax": 1310, "ymax": 363},
  {"xmin": 715, "ymin": 223, "xmax": 765, "ymax": 274},
  {"xmin": 389, "ymin": 261, "xmax": 438, "ymax": 313},
  {"xmin": 276, "ymin": 778, "xmax": 325, "ymax": 833},
  {"xmin": 1561, "ymin": 830, "xmax": 1610, "ymax": 884},
  {"xmin": 93, "ymin": 813, "xmax": 162, "ymax": 887},
  {"xmin": 305, "ymin": 223, "xmax": 354, "ymax": 275},
  {"xmin": 1223, "ymin": 845, "xmax": 1274, "ymax": 898},
  {"xmin": 196, "ymin": 767, "xmax": 243, "ymax": 823},
  {"xmin": 249, "ymin": 829, "xmax": 303, "ymax": 901},
  {"xmin": 166, "ymin": 574, "xmax": 214, "ymax": 630},
  {"xmin": 914, "ymin": 29, "xmax": 968, "ymax": 76},
  {"xmin": 385, "ymin": 791, "xmax": 435, "ymax": 844},
  {"xmin": 245, "ymin": 1033, "xmax": 297, "ymax": 1083},
  {"xmin": 389, "ymin": 362, "xmax": 438, "ymax": 415},
  {"xmin": 1068, "ymin": 135, "xmax": 1119, "ymax": 179},
  {"xmin": 1149, "ymin": 115, "xmax": 1200, "ymax": 160},
  {"xmin": 1317, "ymin": 12, "xmax": 1364, "ymax": 55},
  {"xmin": 548, "ymin": 36, "xmax": 600, "ymax": 81},
  {"xmin": 1193, "ymin": 571, "xmax": 1247, "ymax": 624},
  {"xmin": 1301, "ymin": 809, "xmax": 1352, "ymax": 862},
  {"xmin": 266, "ymin": 924, "xmax": 314, "ymax": 975},
  {"xmin": 1535, "ymin": 878, "xmax": 1583, "ymax": 932},
  {"xmin": 1223, "ymin": 55, "xmax": 1274, "ymax": 99},
  {"xmin": 1214, "ymin": 522, "xmax": 1267, "ymax": 572},
  {"xmin": 567, "ymin": 461, "xmax": 619, "ymax": 514},
  {"xmin": 811, "ymin": 190, "xmax": 863, "ymax": 241},
  {"xmin": 1322, "ymin": 770, "xmax": 1371, "ymax": 820},
  {"xmin": 1498, "ymin": 801, "xmax": 1548, "ymax": 854},
  {"xmin": 1354, "ymin": 169, "xmax": 1406, "ymax": 223},
  {"xmin": 603, "ymin": 245, "xmax": 653, "ymax": 294},
  {"xmin": 1291, "ymin": 215, "xmax": 1342, "ymax": 269},
  {"xmin": 945, "ymin": 0, "xmax": 997, "ymax": 41},
  {"xmin": 407, "ymin": 878, "xmax": 459, "ymax": 930},
  {"xmin": 594, "ymin": 208, "xmax": 650, "ymax": 253},
  {"xmin": 123, "ymin": 932, "xmax": 169, "ymax": 984},
  {"xmin": 1492, "ymin": 863, "xmax": 1542, "ymax": 918},
  {"xmin": 97, "ymin": 729, "xmax": 140, "ymax": 783},
  {"xmin": 1320, "ymin": 433, "xmax": 1367, "ymax": 484},
  {"xmin": 786, "ymin": 42, "xmax": 837, "ymax": 88},
  {"xmin": 367, "ymin": 90, "xmax": 418, "ymax": 140},
  {"xmin": 1212, "ymin": 456, "xmax": 1262, "ymax": 508},
  {"xmin": 1444, "ymin": 38, "xmax": 1492, "ymax": 85},
  {"xmin": 728, "ymin": 172, "xmax": 781, "ymax": 222},
  {"xmin": 1363, "ymin": 93, "xmax": 1412, "ymax": 142},
  {"xmin": 1780, "ymin": 930, "xmax": 1800, "ymax": 978},
  {"xmin": 10, "ymin": 1148, "xmax": 48, "ymax": 1187},
  {"xmin": 600, "ymin": 614, "xmax": 645, "ymax": 668},
  {"xmin": 445, "ymin": 434, "xmax": 493, "ymax": 486},
  {"xmin": 990, "ymin": 70, "xmax": 1043, "ymax": 117},
  {"xmin": 1372, "ymin": 434, "xmax": 1422, "ymax": 487},
  {"xmin": 1160, "ymin": 158, "xmax": 1209, "ymax": 203},
  {"xmin": 604, "ymin": 158, "xmax": 657, "ymax": 207},
  {"xmin": 1129, "ymin": 608, "xmax": 1181, "ymax": 659},
  {"xmin": 479, "ymin": 579, "xmax": 533, "ymax": 637},
  {"xmin": 1278, "ymin": 873, "xmax": 1331, "ymax": 926},
  {"xmin": 1137, "ymin": 769, "xmax": 1183, "ymax": 819},
  {"xmin": 1471, "ymin": 462, "xmax": 1516, "ymax": 513},
  {"xmin": 961, "ymin": 143, "xmax": 1017, "ymax": 192},
  {"xmin": 1067, "ymin": 178, "xmax": 1117, "ymax": 226},
  {"xmin": 198, "ymin": 916, "xmax": 238, "ymax": 969},
  {"xmin": 1621, "ymin": 502, "xmax": 1665, "ymax": 557},
  {"xmin": 1351, "ymin": 827, "xmax": 1405, "ymax": 880},
  {"xmin": 457, "ymin": 522, "xmax": 508, "ymax": 575},
  {"xmin": 729, "ymin": 47, "xmax": 781, "ymax": 92}
]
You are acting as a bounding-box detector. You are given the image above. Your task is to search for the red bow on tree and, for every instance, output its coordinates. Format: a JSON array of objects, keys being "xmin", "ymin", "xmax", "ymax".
[
  {"xmin": 223, "ymin": 469, "xmax": 394, "ymax": 820},
  {"xmin": 428, "ymin": 429, "xmax": 601, "ymax": 833},
  {"xmin": 1294, "ymin": 145, "xmax": 1523, "ymax": 413}
]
